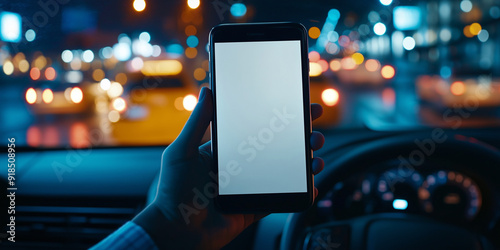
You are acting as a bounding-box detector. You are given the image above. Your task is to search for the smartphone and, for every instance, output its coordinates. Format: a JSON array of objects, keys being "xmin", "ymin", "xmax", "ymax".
[{"xmin": 209, "ymin": 22, "xmax": 313, "ymax": 213}]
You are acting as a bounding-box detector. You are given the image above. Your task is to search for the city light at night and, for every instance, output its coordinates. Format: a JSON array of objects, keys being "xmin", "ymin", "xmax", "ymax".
[
  {"xmin": 230, "ymin": 3, "xmax": 247, "ymax": 17},
  {"xmin": 42, "ymin": 89, "xmax": 54, "ymax": 104},
  {"xmin": 2, "ymin": 60, "xmax": 14, "ymax": 75},
  {"xmin": 183, "ymin": 94, "xmax": 197, "ymax": 111},
  {"xmin": 451, "ymin": 81, "xmax": 466, "ymax": 96},
  {"xmin": 322, "ymin": 88, "xmax": 339, "ymax": 106},
  {"xmin": 1, "ymin": 2, "xmax": 500, "ymax": 248},
  {"xmin": 309, "ymin": 62, "xmax": 322, "ymax": 76},
  {"xmin": 133, "ymin": 0, "xmax": 146, "ymax": 12},
  {"xmin": 381, "ymin": 65, "xmax": 395, "ymax": 79},
  {"xmin": 70, "ymin": 87, "xmax": 84, "ymax": 104},
  {"xmin": 25, "ymin": 29, "xmax": 36, "ymax": 42},
  {"xmin": 373, "ymin": 22, "xmax": 386, "ymax": 36},
  {"xmin": 26, "ymin": 88, "xmax": 37, "ymax": 104},
  {"xmin": 0, "ymin": 11, "xmax": 22, "ymax": 43},
  {"xmin": 187, "ymin": 0, "xmax": 200, "ymax": 9},
  {"xmin": 309, "ymin": 27, "xmax": 321, "ymax": 39},
  {"xmin": 380, "ymin": 0, "xmax": 393, "ymax": 6}
]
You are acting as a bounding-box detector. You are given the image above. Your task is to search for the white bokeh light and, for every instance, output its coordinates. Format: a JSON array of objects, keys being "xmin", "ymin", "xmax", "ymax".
[
  {"xmin": 373, "ymin": 22, "xmax": 386, "ymax": 36},
  {"xmin": 402, "ymin": 36, "xmax": 416, "ymax": 50}
]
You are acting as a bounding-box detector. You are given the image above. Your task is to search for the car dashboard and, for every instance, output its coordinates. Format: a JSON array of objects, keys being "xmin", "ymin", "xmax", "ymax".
[{"xmin": 1, "ymin": 127, "xmax": 499, "ymax": 249}]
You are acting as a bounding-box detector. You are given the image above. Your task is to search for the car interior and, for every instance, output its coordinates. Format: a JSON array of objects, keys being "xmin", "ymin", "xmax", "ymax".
[{"xmin": 1, "ymin": 0, "xmax": 500, "ymax": 249}]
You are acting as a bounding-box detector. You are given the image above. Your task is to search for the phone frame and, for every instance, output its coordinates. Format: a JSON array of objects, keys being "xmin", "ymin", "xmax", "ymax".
[{"xmin": 209, "ymin": 22, "xmax": 313, "ymax": 213}]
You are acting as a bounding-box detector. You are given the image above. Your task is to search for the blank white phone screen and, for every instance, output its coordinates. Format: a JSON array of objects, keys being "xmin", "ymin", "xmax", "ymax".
[{"xmin": 214, "ymin": 40, "xmax": 307, "ymax": 195}]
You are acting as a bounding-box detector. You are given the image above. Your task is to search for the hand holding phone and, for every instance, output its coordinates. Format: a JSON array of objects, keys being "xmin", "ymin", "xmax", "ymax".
[{"xmin": 210, "ymin": 22, "xmax": 315, "ymax": 212}]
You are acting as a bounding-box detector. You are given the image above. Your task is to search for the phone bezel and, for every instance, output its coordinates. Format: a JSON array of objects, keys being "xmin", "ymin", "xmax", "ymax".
[{"xmin": 209, "ymin": 22, "xmax": 313, "ymax": 213}]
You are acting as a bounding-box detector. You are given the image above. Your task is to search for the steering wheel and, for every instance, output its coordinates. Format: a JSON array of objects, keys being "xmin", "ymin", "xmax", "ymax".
[{"xmin": 281, "ymin": 132, "xmax": 500, "ymax": 250}]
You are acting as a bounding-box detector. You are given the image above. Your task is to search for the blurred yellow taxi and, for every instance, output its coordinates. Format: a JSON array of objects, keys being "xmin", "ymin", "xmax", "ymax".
[{"xmin": 108, "ymin": 59, "xmax": 199, "ymax": 145}]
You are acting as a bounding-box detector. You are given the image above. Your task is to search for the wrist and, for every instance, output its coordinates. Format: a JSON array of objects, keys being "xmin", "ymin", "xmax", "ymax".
[{"xmin": 132, "ymin": 202, "xmax": 201, "ymax": 249}]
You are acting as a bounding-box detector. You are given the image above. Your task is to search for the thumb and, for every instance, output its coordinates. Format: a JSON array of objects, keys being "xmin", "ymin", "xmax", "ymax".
[{"xmin": 169, "ymin": 87, "xmax": 213, "ymax": 157}]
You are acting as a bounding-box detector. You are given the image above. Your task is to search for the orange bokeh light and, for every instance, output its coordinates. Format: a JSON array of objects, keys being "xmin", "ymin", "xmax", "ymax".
[
  {"xmin": 329, "ymin": 59, "xmax": 341, "ymax": 72},
  {"xmin": 341, "ymin": 57, "xmax": 357, "ymax": 70},
  {"xmin": 26, "ymin": 126, "xmax": 42, "ymax": 147},
  {"xmin": 308, "ymin": 51, "xmax": 320, "ymax": 62},
  {"xmin": 30, "ymin": 67, "xmax": 41, "ymax": 80},
  {"xmin": 463, "ymin": 25, "xmax": 474, "ymax": 38},
  {"xmin": 365, "ymin": 59, "xmax": 380, "ymax": 72},
  {"xmin": 317, "ymin": 59, "xmax": 329, "ymax": 72},
  {"xmin": 308, "ymin": 27, "xmax": 321, "ymax": 39},
  {"xmin": 45, "ymin": 67, "xmax": 56, "ymax": 80},
  {"xmin": 70, "ymin": 122, "xmax": 90, "ymax": 148},
  {"xmin": 185, "ymin": 47, "xmax": 197, "ymax": 58},
  {"xmin": 382, "ymin": 87, "xmax": 396, "ymax": 107},
  {"xmin": 450, "ymin": 81, "xmax": 466, "ymax": 96},
  {"xmin": 185, "ymin": 25, "xmax": 197, "ymax": 36}
]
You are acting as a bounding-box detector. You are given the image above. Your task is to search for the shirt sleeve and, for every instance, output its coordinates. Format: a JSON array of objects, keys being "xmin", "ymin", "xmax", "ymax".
[{"xmin": 90, "ymin": 221, "xmax": 159, "ymax": 250}]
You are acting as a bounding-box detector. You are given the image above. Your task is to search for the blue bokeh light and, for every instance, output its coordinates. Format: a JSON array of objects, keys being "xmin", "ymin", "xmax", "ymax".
[
  {"xmin": 0, "ymin": 11, "xmax": 22, "ymax": 43},
  {"xmin": 166, "ymin": 44, "xmax": 184, "ymax": 58},
  {"xmin": 393, "ymin": 6, "xmax": 421, "ymax": 31},
  {"xmin": 393, "ymin": 199, "xmax": 408, "ymax": 210},
  {"xmin": 230, "ymin": 3, "xmax": 247, "ymax": 17},
  {"xmin": 440, "ymin": 66, "xmax": 452, "ymax": 79},
  {"xmin": 186, "ymin": 36, "xmax": 199, "ymax": 48}
]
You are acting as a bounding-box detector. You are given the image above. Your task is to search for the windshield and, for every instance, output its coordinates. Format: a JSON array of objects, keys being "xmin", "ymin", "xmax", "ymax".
[{"xmin": 1, "ymin": 0, "xmax": 499, "ymax": 148}]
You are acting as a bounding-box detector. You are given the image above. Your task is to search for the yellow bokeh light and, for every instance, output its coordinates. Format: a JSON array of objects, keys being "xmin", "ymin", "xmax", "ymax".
[
  {"xmin": 329, "ymin": 59, "xmax": 341, "ymax": 72},
  {"xmin": 133, "ymin": 0, "xmax": 146, "ymax": 12},
  {"xmin": 3, "ymin": 60, "xmax": 14, "ymax": 75},
  {"xmin": 26, "ymin": 88, "xmax": 37, "ymax": 104},
  {"xmin": 309, "ymin": 62, "xmax": 322, "ymax": 77},
  {"xmin": 141, "ymin": 60, "xmax": 183, "ymax": 76},
  {"xmin": 193, "ymin": 68, "xmax": 206, "ymax": 81},
  {"xmin": 450, "ymin": 81, "xmax": 466, "ymax": 96},
  {"xmin": 308, "ymin": 27, "xmax": 321, "ymax": 39},
  {"xmin": 381, "ymin": 65, "xmax": 396, "ymax": 79},
  {"xmin": 352, "ymin": 53, "xmax": 364, "ymax": 65},
  {"xmin": 187, "ymin": 0, "xmax": 200, "ymax": 9},
  {"xmin": 34, "ymin": 55, "xmax": 47, "ymax": 69},
  {"xmin": 19, "ymin": 59, "xmax": 30, "ymax": 73},
  {"xmin": 42, "ymin": 89, "xmax": 54, "ymax": 104},
  {"xmin": 469, "ymin": 23, "xmax": 482, "ymax": 36},
  {"xmin": 185, "ymin": 47, "xmax": 197, "ymax": 58},
  {"xmin": 13, "ymin": 52, "xmax": 25, "ymax": 64},
  {"xmin": 174, "ymin": 97, "xmax": 184, "ymax": 110}
]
